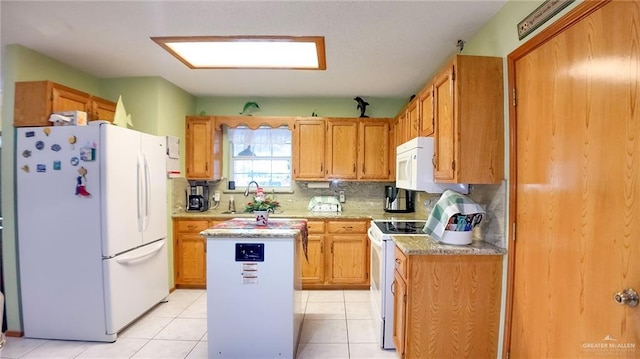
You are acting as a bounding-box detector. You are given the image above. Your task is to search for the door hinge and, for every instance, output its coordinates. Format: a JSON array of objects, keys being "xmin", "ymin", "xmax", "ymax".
[
  {"xmin": 512, "ymin": 222, "xmax": 516, "ymax": 241},
  {"xmin": 293, "ymin": 123, "xmax": 297, "ymax": 129},
  {"xmin": 331, "ymin": 243, "xmax": 334, "ymax": 254},
  {"xmin": 506, "ymin": 351, "xmax": 510, "ymax": 359},
  {"xmin": 451, "ymin": 66, "xmax": 455, "ymax": 81},
  {"xmin": 512, "ymin": 88, "xmax": 517, "ymax": 107},
  {"xmin": 403, "ymin": 294, "xmax": 407, "ymax": 303}
]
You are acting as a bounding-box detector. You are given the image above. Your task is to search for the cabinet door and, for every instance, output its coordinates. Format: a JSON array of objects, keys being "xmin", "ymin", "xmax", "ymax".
[
  {"xmin": 325, "ymin": 119, "xmax": 358, "ymax": 179},
  {"xmin": 392, "ymin": 271, "xmax": 407, "ymax": 357},
  {"xmin": 418, "ymin": 85, "xmax": 434, "ymax": 136},
  {"xmin": 396, "ymin": 112, "xmax": 406, "ymax": 145},
  {"xmin": 299, "ymin": 234, "xmax": 324, "ymax": 284},
  {"xmin": 326, "ymin": 235, "xmax": 368, "ymax": 284},
  {"xmin": 433, "ymin": 65, "xmax": 456, "ymax": 182},
  {"xmin": 90, "ymin": 96, "xmax": 116, "ymax": 122},
  {"xmin": 185, "ymin": 116, "xmax": 213, "ymax": 179},
  {"xmin": 406, "ymin": 100, "xmax": 419, "ymax": 140},
  {"xmin": 388, "ymin": 118, "xmax": 397, "ymax": 180},
  {"xmin": 51, "ymin": 85, "xmax": 90, "ymax": 114},
  {"xmin": 293, "ymin": 119, "xmax": 326, "ymax": 179},
  {"xmin": 175, "ymin": 233, "xmax": 206, "ymax": 286},
  {"xmin": 358, "ymin": 120, "xmax": 391, "ymax": 180}
]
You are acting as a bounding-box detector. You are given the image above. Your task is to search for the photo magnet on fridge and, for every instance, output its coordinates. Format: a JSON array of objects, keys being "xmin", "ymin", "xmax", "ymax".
[{"xmin": 80, "ymin": 147, "xmax": 96, "ymax": 161}]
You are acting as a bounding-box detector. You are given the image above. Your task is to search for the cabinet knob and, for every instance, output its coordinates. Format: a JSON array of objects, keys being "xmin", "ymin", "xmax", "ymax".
[{"xmin": 395, "ymin": 258, "xmax": 401, "ymax": 264}]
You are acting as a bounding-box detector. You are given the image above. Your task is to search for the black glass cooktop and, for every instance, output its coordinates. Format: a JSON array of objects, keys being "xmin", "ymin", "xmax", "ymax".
[{"xmin": 374, "ymin": 221, "xmax": 426, "ymax": 234}]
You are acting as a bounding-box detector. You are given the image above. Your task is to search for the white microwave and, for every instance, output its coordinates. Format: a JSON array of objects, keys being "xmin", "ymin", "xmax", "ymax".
[{"xmin": 396, "ymin": 137, "xmax": 468, "ymax": 193}]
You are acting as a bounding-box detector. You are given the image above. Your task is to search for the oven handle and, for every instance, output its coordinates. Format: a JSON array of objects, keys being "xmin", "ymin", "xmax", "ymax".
[{"xmin": 367, "ymin": 226, "xmax": 384, "ymax": 249}]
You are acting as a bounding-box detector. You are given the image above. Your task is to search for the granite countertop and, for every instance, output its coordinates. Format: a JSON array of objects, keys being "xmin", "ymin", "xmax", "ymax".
[
  {"xmin": 175, "ymin": 209, "xmax": 424, "ymax": 221},
  {"xmin": 393, "ymin": 235, "xmax": 507, "ymax": 256},
  {"xmin": 200, "ymin": 218, "xmax": 308, "ymax": 239}
]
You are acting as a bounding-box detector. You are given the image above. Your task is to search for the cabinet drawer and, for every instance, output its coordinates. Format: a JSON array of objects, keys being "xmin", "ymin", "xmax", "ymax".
[
  {"xmin": 176, "ymin": 220, "xmax": 209, "ymax": 233},
  {"xmin": 327, "ymin": 220, "xmax": 367, "ymax": 234},
  {"xmin": 307, "ymin": 220, "xmax": 325, "ymax": 234},
  {"xmin": 394, "ymin": 246, "xmax": 408, "ymax": 280}
]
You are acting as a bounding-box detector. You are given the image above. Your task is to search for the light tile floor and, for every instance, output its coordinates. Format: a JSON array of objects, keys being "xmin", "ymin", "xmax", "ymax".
[{"xmin": 0, "ymin": 289, "xmax": 397, "ymax": 359}]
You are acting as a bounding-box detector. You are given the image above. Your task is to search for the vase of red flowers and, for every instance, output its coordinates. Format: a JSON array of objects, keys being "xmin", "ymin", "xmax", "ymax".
[{"xmin": 244, "ymin": 195, "xmax": 280, "ymax": 225}]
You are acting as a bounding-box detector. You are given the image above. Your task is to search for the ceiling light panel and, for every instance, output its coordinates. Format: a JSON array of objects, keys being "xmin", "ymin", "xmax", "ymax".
[{"xmin": 152, "ymin": 36, "xmax": 326, "ymax": 70}]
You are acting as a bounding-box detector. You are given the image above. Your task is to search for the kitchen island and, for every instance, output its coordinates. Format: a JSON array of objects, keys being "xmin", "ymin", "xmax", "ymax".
[{"xmin": 201, "ymin": 218, "xmax": 307, "ymax": 359}]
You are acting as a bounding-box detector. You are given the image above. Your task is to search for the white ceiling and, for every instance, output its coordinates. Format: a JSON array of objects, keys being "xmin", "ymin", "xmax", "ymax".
[{"xmin": 1, "ymin": 1, "xmax": 507, "ymax": 98}]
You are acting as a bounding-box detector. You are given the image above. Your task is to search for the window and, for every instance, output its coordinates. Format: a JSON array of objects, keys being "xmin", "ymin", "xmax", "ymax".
[{"xmin": 228, "ymin": 126, "xmax": 292, "ymax": 189}]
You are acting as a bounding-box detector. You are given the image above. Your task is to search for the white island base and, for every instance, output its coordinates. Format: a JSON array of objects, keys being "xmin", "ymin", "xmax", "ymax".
[{"xmin": 203, "ymin": 219, "xmax": 306, "ymax": 359}]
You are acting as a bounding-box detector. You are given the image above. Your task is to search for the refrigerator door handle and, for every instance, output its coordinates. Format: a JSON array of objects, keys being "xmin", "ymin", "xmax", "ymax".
[
  {"xmin": 143, "ymin": 154, "xmax": 151, "ymax": 232},
  {"xmin": 115, "ymin": 240, "xmax": 165, "ymax": 265},
  {"xmin": 137, "ymin": 154, "xmax": 144, "ymax": 232}
]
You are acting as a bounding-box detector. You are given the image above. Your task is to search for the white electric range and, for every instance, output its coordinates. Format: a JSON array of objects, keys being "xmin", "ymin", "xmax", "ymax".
[{"xmin": 367, "ymin": 219, "xmax": 428, "ymax": 349}]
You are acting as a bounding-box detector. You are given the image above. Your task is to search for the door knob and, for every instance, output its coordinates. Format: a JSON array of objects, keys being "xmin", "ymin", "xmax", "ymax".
[{"xmin": 614, "ymin": 288, "xmax": 638, "ymax": 307}]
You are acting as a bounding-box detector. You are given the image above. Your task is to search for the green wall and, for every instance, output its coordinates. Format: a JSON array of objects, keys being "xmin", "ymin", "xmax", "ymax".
[{"xmin": 196, "ymin": 97, "xmax": 406, "ymax": 118}]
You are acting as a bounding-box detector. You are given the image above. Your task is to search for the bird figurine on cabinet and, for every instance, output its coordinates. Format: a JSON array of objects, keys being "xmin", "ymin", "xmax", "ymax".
[
  {"xmin": 239, "ymin": 101, "xmax": 260, "ymax": 116},
  {"xmin": 353, "ymin": 97, "xmax": 369, "ymax": 118}
]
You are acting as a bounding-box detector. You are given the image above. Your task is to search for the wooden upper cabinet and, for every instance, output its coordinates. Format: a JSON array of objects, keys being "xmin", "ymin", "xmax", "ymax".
[
  {"xmin": 294, "ymin": 117, "xmax": 393, "ymax": 182},
  {"xmin": 14, "ymin": 81, "xmax": 118, "ymax": 127},
  {"xmin": 293, "ymin": 119, "xmax": 326, "ymax": 180},
  {"xmin": 358, "ymin": 119, "xmax": 391, "ymax": 180},
  {"xmin": 89, "ymin": 96, "xmax": 117, "ymax": 122},
  {"xmin": 418, "ymin": 84, "xmax": 434, "ymax": 136},
  {"xmin": 185, "ymin": 116, "xmax": 222, "ymax": 180},
  {"xmin": 325, "ymin": 118, "xmax": 358, "ymax": 179},
  {"xmin": 433, "ymin": 55, "xmax": 504, "ymax": 184},
  {"xmin": 406, "ymin": 99, "xmax": 419, "ymax": 141},
  {"xmin": 433, "ymin": 67, "xmax": 456, "ymax": 182},
  {"xmin": 14, "ymin": 81, "xmax": 90, "ymax": 127}
]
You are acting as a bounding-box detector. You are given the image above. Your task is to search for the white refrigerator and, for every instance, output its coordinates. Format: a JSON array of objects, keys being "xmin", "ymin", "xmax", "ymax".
[{"xmin": 16, "ymin": 122, "xmax": 169, "ymax": 342}]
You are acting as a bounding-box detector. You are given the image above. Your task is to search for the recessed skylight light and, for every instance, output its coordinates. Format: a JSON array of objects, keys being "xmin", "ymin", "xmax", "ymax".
[{"xmin": 151, "ymin": 36, "xmax": 326, "ymax": 70}]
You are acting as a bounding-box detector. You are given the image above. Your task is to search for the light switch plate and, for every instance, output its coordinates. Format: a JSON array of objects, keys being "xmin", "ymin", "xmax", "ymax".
[
  {"xmin": 339, "ymin": 191, "xmax": 346, "ymax": 203},
  {"xmin": 214, "ymin": 191, "xmax": 221, "ymax": 201}
]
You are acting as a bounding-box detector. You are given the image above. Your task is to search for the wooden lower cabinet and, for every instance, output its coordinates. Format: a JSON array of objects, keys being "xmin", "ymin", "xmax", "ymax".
[
  {"xmin": 393, "ymin": 246, "xmax": 502, "ymax": 359},
  {"xmin": 298, "ymin": 219, "xmax": 369, "ymax": 289},
  {"xmin": 174, "ymin": 217, "xmax": 368, "ymax": 290},
  {"xmin": 173, "ymin": 218, "xmax": 222, "ymax": 288}
]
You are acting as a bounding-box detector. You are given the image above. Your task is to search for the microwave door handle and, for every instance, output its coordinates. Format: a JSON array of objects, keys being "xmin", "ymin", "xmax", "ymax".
[{"xmin": 406, "ymin": 157, "xmax": 412, "ymax": 186}]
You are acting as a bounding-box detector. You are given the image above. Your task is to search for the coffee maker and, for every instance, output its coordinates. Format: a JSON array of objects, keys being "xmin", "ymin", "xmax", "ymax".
[
  {"xmin": 384, "ymin": 185, "xmax": 415, "ymax": 213},
  {"xmin": 186, "ymin": 182, "xmax": 209, "ymax": 212}
]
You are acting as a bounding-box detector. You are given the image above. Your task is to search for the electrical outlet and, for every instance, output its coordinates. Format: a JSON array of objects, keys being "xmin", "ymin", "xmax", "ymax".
[
  {"xmin": 338, "ymin": 190, "xmax": 346, "ymax": 203},
  {"xmin": 214, "ymin": 191, "xmax": 221, "ymax": 201}
]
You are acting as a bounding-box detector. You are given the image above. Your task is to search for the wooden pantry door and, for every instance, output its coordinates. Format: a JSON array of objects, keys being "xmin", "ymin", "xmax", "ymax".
[{"xmin": 507, "ymin": 1, "xmax": 640, "ymax": 358}]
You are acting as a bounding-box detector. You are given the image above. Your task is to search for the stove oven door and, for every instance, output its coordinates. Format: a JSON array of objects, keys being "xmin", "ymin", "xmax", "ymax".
[{"xmin": 368, "ymin": 226, "xmax": 395, "ymax": 349}]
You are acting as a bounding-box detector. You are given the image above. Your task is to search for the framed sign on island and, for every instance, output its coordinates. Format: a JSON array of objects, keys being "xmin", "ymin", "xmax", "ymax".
[{"xmin": 200, "ymin": 218, "xmax": 308, "ymax": 359}]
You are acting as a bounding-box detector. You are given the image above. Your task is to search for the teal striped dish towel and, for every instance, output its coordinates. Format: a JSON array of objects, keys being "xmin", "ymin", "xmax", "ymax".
[{"xmin": 423, "ymin": 190, "xmax": 485, "ymax": 241}]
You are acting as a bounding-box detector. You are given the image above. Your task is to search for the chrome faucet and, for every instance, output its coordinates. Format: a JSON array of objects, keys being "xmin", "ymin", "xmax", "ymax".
[{"xmin": 244, "ymin": 181, "xmax": 259, "ymax": 197}]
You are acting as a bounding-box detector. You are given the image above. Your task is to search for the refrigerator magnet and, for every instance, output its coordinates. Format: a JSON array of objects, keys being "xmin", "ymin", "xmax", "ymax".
[
  {"xmin": 36, "ymin": 164, "xmax": 46, "ymax": 173},
  {"xmin": 80, "ymin": 147, "xmax": 95, "ymax": 161},
  {"xmin": 53, "ymin": 161, "xmax": 61, "ymax": 170},
  {"xmin": 70, "ymin": 157, "xmax": 79, "ymax": 166},
  {"xmin": 22, "ymin": 150, "xmax": 32, "ymax": 158},
  {"xmin": 75, "ymin": 167, "xmax": 91, "ymax": 198},
  {"xmin": 25, "ymin": 131, "xmax": 35, "ymax": 138},
  {"xmin": 21, "ymin": 165, "xmax": 30, "ymax": 173},
  {"xmin": 35, "ymin": 141, "xmax": 45, "ymax": 150},
  {"xmin": 68, "ymin": 136, "xmax": 77, "ymax": 144},
  {"xmin": 51, "ymin": 144, "xmax": 61, "ymax": 152},
  {"xmin": 44, "ymin": 127, "xmax": 51, "ymax": 136}
]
